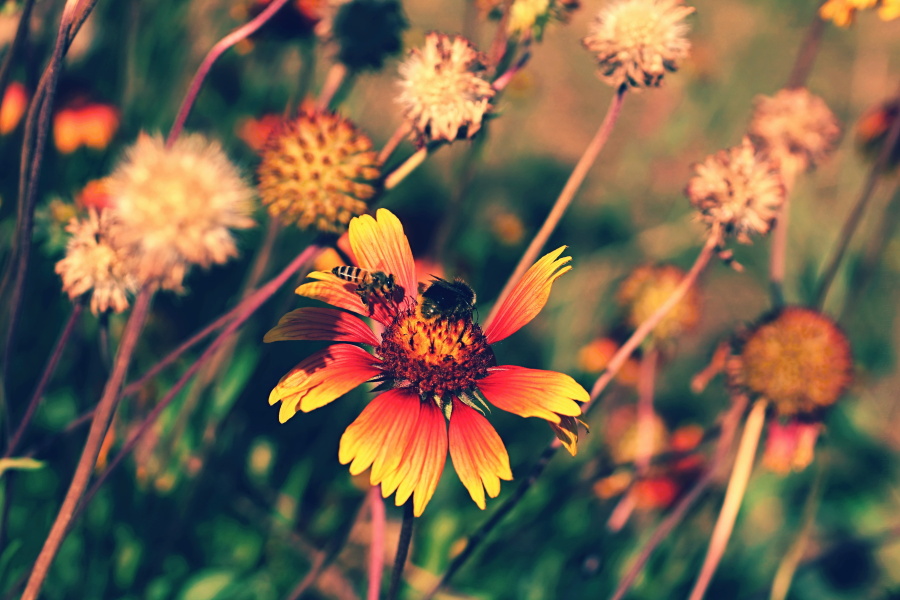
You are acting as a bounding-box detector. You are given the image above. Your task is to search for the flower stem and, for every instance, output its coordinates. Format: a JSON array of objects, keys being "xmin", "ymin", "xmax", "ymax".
[
  {"xmin": 485, "ymin": 85, "xmax": 626, "ymax": 329},
  {"xmin": 0, "ymin": 0, "xmax": 36, "ymax": 127},
  {"xmin": 21, "ymin": 287, "xmax": 153, "ymax": 600},
  {"xmin": 688, "ymin": 398, "xmax": 768, "ymax": 600},
  {"xmin": 166, "ymin": 0, "xmax": 290, "ymax": 147},
  {"xmin": 422, "ymin": 442, "xmax": 559, "ymax": 600},
  {"xmin": 317, "ymin": 63, "xmax": 348, "ymax": 111},
  {"xmin": 814, "ymin": 95, "xmax": 900, "ymax": 309},
  {"xmin": 5, "ymin": 302, "xmax": 84, "ymax": 458},
  {"xmin": 384, "ymin": 147, "xmax": 427, "ymax": 190},
  {"xmin": 635, "ymin": 346, "xmax": 659, "ymax": 476},
  {"xmin": 588, "ymin": 235, "xmax": 717, "ymax": 408},
  {"xmin": 785, "ymin": 9, "xmax": 826, "ymax": 90},
  {"xmin": 378, "ymin": 123, "xmax": 412, "ymax": 165},
  {"xmin": 75, "ymin": 244, "xmax": 322, "ymax": 521},
  {"xmin": 368, "ymin": 487, "xmax": 386, "ymax": 600},
  {"xmin": 769, "ymin": 457, "xmax": 825, "ymax": 600},
  {"xmin": 609, "ymin": 395, "xmax": 748, "ymax": 600},
  {"xmin": 768, "ymin": 168, "xmax": 796, "ymax": 308},
  {"xmin": 2, "ymin": 7, "xmax": 72, "ymax": 419},
  {"xmin": 122, "ymin": 238, "xmax": 322, "ymax": 398},
  {"xmin": 388, "ymin": 502, "xmax": 415, "ymax": 600}
]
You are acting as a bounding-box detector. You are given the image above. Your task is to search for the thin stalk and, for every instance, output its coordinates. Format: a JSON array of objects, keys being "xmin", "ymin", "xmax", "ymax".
[
  {"xmin": 75, "ymin": 245, "xmax": 321, "ymax": 522},
  {"xmin": 317, "ymin": 63, "xmax": 348, "ymax": 111},
  {"xmin": 688, "ymin": 398, "xmax": 769, "ymax": 600},
  {"xmin": 610, "ymin": 470, "xmax": 715, "ymax": 600},
  {"xmin": 422, "ymin": 442, "xmax": 559, "ymax": 600},
  {"xmin": 123, "ymin": 236, "xmax": 321, "ymax": 398},
  {"xmin": 5, "ymin": 303, "xmax": 84, "ymax": 457},
  {"xmin": 368, "ymin": 487, "xmax": 386, "ymax": 600},
  {"xmin": 3, "ymin": 11, "xmax": 70, "ymax": 405},
  {"xmin": 388, "ymin": 502, "xmax": 415, "ymax": 600},
  {"xmin": 485, "ymin": 85, "xmax": 627, "ymax": 328},
  {"xmin": 377, "ymin": 123, "xmax": 411, "ymax": 165},
  {"xmin": 284, "ymin": 495, "xmax": 369, "ymax": 600},
  {"xmin": 840, "ymin": 182, "xmax": 900, "ymax": 321},
  {"xmin": 609, "ymin": 395, "xmax": 748, "ymax": 600},
  {"xmin": 589, "ymin": 235, "xmax": 717, "ymax": 408},
  {"xmin": 785, "ymin": 8, "xmax": 826, "ymax": 90},
  {"xmin": 768, "ymin": 167, "xmax": 797, "ymax": 308},
  {"xmin": 166, "ymin": 0, "xmax": 291, "ymax": 147},
  {"xmin": 21, "ymin": 287, "xmax": 153, "ymax": 600},
  {"xmin": 384, "ymin": 147, "xmax": 427, "ymax": 190},
  {"xmin": 814, "ymin": 89, "xmax": 900, "ymax": 309},
  {"xmin": 769, "ymin": 458, "xmax": 826, "ymax": 600},
  {"xmin": 635, "ymin": 347, "xmax": 659, "ymax": 476},
  {"xmin": 0, "ymin": 0, "xmax": 37, "ymax": 123}
]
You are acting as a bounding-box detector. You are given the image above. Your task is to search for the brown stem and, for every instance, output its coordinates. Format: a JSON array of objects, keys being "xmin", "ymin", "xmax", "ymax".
[
  {"xmin": 388, "ymin": 502, "xmax": 415, "ymax": 600},
  {"xmin": 21, "ymin": 287, "xmax": 153, "ymax": 600},
  {"xmin": 814, "ymin": 92, "xmax": 900, "ymax": 309},
  {"xmin": 5, "ymin": 302, "xmax": 84, "ymax": 457},
  {"xmin": 166, "ymin": 0, "xmax": 291, "ymax": 147},
  {"xmin": 485, "ymin": 85, "xmax": 627, "ymax": 329},
  {"xmin": 785, "ymin": 8, "xmax": 826, "ymax": 90},
  {"xmin": 588, "ymin": 235, "xmax": 717, "ymax": 409}
]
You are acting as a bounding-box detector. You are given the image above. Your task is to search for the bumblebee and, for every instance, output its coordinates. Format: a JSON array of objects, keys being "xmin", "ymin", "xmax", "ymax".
[
  {"xmin": 332, "ymin": 266, "xmax": 397, "ymax": 306},
  {"xmin": 419, "ymin": 277, "xmax": 476, "ymax": 321}
]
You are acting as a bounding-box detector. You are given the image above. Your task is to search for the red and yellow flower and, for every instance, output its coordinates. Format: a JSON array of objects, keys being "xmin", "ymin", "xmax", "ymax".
[{"xmin": 265, "ymin": 209, "xmax": 587, "ymax": 516}]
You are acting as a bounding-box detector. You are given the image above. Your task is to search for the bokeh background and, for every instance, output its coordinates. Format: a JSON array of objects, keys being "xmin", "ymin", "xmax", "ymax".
[{"xmin": 2, "ymin": 0, "xmax": 900, "ymax": 598}]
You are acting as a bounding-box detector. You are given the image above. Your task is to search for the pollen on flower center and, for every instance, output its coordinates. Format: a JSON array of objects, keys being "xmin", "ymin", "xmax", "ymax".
[{"xmin": 377, "ymin": 308, "xmax": 496, "ymax": 398}]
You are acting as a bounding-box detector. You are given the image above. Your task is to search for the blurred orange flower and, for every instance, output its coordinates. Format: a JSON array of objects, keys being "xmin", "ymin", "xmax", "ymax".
[
  {"xmin": 53, "ymin": 102, "xmax": 119, "ymax": 153},
  {"xmin": 1, "ymin": 81, "xmax": 27, "ymax": 134}
]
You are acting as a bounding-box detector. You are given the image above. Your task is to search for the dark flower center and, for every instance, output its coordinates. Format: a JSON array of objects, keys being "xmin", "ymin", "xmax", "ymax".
[{"xmin": 377, "ymin": 307, "xmax": 495, "ymax": 400}]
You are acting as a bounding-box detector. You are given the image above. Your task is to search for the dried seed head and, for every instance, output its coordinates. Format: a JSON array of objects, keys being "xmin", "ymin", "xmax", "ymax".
[
  {"xmin": 727, "ymin": 307, "xmax": 853, "ymax": 417},
  {"xmin": 397, "ymin": 32, "xmax": 495, "ymax": 143},
  {"xmin": 617, "ymin": 264, "xmax": 701, "ymax": 342},
  {"xmin": 109, "ymin": 133, "xmax": 256, "ymax": 291},
  {"xmin": 56, "ymin": 209, "xmax": 138, "ymax": 314},
  {"xmin": 686, "ymin": 137, "xmax": 785, "ymax": 244},
  {"xmin": 748, "ymin": 88, "xmax": 841, "ymax": 174},
  {"xmin": 583, "ymin": 0, "xmax": 694, "ymax": 90},
  {"xmin": 257, "ymin": 111, "xmax": 380, "ymax": 233}
]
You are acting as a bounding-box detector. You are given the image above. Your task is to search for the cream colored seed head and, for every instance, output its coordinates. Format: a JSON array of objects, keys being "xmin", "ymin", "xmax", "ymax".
[
  {"xmin": 55, "ymin": 209, "xmax": 138, "ymax": 314},
  {"xmin": 686, "ymin": 137, "xmax": 785, "ymax": 244},
  {"xmin": 583, "ymin": 0, "xmax": 695, "ymax": 90},
  {"xmin": 748, "ymin": 88, "xmax": 841, "ymax": 175},
  {"xmin": 397, "ymin": 32, "xmax": 495, "ymax": 143},
  {"xmin": 108, "ymin": 133, "xmax": 255, "ymax": 292}
]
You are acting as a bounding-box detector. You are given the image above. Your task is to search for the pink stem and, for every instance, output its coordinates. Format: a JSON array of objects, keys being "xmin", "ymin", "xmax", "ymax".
[
  {"xmin": 166, "ymin": 0, "xmax": 291, "ymax": 147},
  {"xmin": 367, "ymin": 487, "xmax": 386, "ymax": 600}
]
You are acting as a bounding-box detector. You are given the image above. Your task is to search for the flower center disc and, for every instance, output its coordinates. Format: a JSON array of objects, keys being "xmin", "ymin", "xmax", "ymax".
[{"xmin": 377, "ymin": 309, "xmax": 495, "ymax": 398}]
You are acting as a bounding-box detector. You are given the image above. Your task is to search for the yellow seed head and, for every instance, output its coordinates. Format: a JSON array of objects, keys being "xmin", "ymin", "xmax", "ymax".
[
  {"xmin": 257, "ymin": 111, "xmax": 380, "ymax": 233},
  {"xmin": 617, "ymin": 264, "xmax": 701, "ymax": 342}
]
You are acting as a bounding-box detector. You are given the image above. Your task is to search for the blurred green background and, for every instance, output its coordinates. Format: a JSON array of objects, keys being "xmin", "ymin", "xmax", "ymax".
[{"xmin": 2, "ymin": 0, "xmax": 900, "ymax": 598}]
